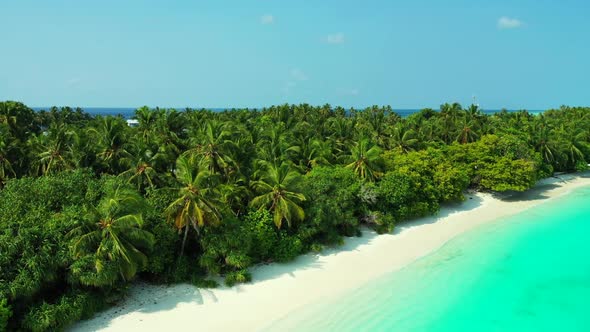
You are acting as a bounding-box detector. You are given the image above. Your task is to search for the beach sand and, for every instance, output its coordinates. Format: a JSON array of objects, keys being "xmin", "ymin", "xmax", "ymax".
[{"xmin": 71, "ymin": 172, "xmax": 590, "ymax": 332}]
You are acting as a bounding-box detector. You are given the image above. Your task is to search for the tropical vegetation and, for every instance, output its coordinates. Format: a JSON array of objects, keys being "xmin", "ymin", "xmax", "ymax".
[{"xmin": 1, "ymin": 101, "xmax": 589, "ymax": 331}]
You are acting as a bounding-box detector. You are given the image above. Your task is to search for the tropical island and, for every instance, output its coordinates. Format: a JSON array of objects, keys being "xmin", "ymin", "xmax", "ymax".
[{"xmin": 0, "ymin": 101, "xmax": 589, "ymax": 331}]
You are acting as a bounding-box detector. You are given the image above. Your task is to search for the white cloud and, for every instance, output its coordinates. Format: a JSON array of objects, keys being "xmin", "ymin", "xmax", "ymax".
[
  {"xmin": 290, "ymin": 68, "xmax": 308, "ymax": 81},
  {"xmin": 260, "ymin": 14, "xmax": 274, "ymax": 24},
  {"xmin": 339, "ymin": 88, "xmax": 359, "ymax": 96},
  {"xmin": 326, "ymin": 33, "xmax": 345, "ymax": 44},
  {"xmin": 498, "ymin": 16, "xmax": 523, "ymax": 29},
  {"xmin": 66, "ymin": 78, "xmax": 81, "ymax": 86}
]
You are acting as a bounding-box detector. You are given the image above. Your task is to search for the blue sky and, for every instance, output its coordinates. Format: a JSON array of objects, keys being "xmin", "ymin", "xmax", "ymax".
[{"xmin": 1, "ymin": 0, "xmax": 588, "ymax": 110}]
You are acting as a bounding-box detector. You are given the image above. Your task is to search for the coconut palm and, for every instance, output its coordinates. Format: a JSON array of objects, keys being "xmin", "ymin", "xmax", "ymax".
[
  {"xmin": 327, "ymin": 116, "xmax": 356, "ymax": 156},
  {"xmin": 134, "ymin": 106, "xmax": 160, "ymax": 143},
  {"xmin": 0, "ymin": 126, "xmax": 16, "ymax": 187},
  {"xmin": 68, "ymin": 186, "xmax": 154, "ymax": 286},
  {"xmin": 456, "ymin": 117, "xmax": 480, "ymax": 144},
  {"xmin": 186, "ymin": 120, "xmax": 238, "ymax": 178},
  {"xmin": 90, "ymin": 116, "xmax": 131, "ymax": 174},
  {"xmin": 29, "ymin": 123, "xmax": 78, "ymax": 175},
  {"xmin": 556, "ymin": 126, "xmax": 587, "ymax": 169},
  {"xmin": 291, "ymin": 135, "xmax": 332, "ymax": 172},
  {"xmin": 529, "ymin": 119, "xmax": 558, "ymax": 165},
  {"xmin": 438, "ymin": 102, "xmax": 462, "ymax": 143},
  {"xmin": 165, "ymin": 154, "xmax": 222, "ymax": 257},
  {"xmin": 119, "ymin": 141, "xmax": 165, "ymax": 191},
  {"xmin": 256, "ymin": 123, "xmax": 298, "ymax": 166},
  {"xmin": 388, "ymin": 124, "xmax": 419, "ymax": 153},
  {"xmin": 250, "ymin": 163, "xmax": 306, "ymax": 229},
  {"xmin": 343, "ymin": 138, "xmax": 383, "ymax": 181}
]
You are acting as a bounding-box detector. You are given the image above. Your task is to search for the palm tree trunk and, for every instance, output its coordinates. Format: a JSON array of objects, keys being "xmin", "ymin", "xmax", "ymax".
[{"xmin": 180, "ymin": 225, "xmax": 189, "ymax": 257}]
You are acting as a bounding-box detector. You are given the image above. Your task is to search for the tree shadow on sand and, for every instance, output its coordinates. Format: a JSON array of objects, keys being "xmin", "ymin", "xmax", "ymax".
[
  {"xmin": 495, "ymin": 183, "xmax": 560, "ymax": 202},
  {"xmin": 250, "ymin": 193, "xmax": 486, "ymax": 285},
  {"xmin": 70, "ymin": 284, "xmax": 220, "ymax": 331},
  {"xmin": 394, "ymin": 194, "xmax": 484, "ymax": 234}
]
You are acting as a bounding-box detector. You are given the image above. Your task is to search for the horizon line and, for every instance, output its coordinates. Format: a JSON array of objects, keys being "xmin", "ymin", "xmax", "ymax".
[{"xmin": 28, "ymin": 105, "xmax": 553, "ymax": 111}]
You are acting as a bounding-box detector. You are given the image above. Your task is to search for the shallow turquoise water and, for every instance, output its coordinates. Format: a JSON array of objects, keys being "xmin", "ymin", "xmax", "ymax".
[{"xmin": 266, "ymin": 186, "xmax": 590, "ymax": 331}]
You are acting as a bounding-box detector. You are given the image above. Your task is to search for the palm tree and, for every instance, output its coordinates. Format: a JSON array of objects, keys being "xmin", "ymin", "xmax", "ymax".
[
  {"xmin": 68, "ymin": 186, "xmax": 154, "ymax": 286},
  {"xmin": 250, "ymin": 163, "xmax": 306, "ymax": 229},
  {"xmin": 0, "ymin": 126, "xmax": 16, "ymax": 187},
  {"xmin": 327, "ymin": 116, "xmax": 356, "ymax": 156},
  {"xmin": 556, "ymin": 126, "xmax": 587, "ymax": 170},
  {"xmin": 343, "ymin": 138, "xmax": 383, "ymax": 181},
  {"xmin": 456, "ymin": 117, "xmax": 480, "ymax": 144},
  {"xmin": 529, "ymin": 119, "xmax": 558, "ymax": 165},
  {"xmin": 90, "ymin": 116, "xmax": 131, "ymax": 174},
  {"xmin": 119, "ymin": 141, "xmax": 164, "ymax": 191},
  {"xmin": 164, "ymin": 154, "xmax": 222, "ymax": 257},
  {"xmin": 186, "ymin": 120, "xmax": 238, "ymax": 178},
  {"xmin": 291, "ymin": 135, "xmax": 332, "ymax": 172},
  {"xmin": 438, "ymin": 102, "xmax": 462, "ymax": 144},
  {"xmin": 256, "ymin": 123, "xmax": 298, "ymax": 166},
  {"xmin": 134, "ymin": 106, "xmax": 160, "ymax": 143},
  {"xmin": 29, "ymin": 123, "xmax": 78, "ymax": 175},
  {"xmin": 218, "ymin": 176, "xmax": 249, "ymax": 217},
  {"xmin": 388, "ymin": 124, "xmax": 419, "ymax": 153}
]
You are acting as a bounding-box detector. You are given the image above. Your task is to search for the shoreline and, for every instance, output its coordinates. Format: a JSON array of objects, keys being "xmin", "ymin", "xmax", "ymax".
[{"xmin": 71, "ymin": 172, "xmax": 590, "ymax": 332}]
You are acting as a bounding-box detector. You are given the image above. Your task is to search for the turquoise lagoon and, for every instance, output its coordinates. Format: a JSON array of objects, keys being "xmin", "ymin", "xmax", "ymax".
[{"xmin": 266, "ymin": 185, "xmax": 590, "ymax": 331}]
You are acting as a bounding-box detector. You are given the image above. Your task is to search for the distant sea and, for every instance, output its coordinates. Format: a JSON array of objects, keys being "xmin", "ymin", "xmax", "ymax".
[
  {"xmin": 32, "ymin": 107, "xmax": 543, "ymax": 119},
  {"xmin": 265, "ymin": 185, "xmax": 590, "ymax": 331}
]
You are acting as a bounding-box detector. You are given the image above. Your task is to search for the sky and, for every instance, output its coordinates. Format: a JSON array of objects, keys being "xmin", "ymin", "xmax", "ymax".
[{"xmin": 0, "ymin": 0, "xmax": 589, "ymax": 110}]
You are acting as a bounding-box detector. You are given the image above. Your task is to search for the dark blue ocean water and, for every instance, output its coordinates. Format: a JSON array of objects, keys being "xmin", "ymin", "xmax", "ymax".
[{"xmin": 32, "ymin": 107, "xmax": 542, "ymax": 119}]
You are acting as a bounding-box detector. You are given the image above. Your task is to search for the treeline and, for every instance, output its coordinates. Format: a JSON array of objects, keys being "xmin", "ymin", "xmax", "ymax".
[{"xmin": 0, "ymin": 101, "xmax": 589, "ymax": 331}]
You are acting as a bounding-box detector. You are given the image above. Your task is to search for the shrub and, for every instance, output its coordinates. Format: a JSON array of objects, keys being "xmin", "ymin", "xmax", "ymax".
[
  {"xmin": 143, "ymin": 188, "xmax": 179, "ymax": 279},
  {"xmin": 302, "ymin": 166, "xmax": 363, "ymax": 243},
  {"xmin": 191, "ymin": 278, "xmax": 219, "ymax": 289},
  {"xmin": 575, "ymin": 160, "xmax": 589, "ymax": 172},
  {"xmin": 376, "ymin": 170, "xmax": 439, "ymax": 221},
  {"xmin": 272, "ymin": 232, "xmax": 303, "ymax": 263},
  {"xmin": 199, "ymin": 218, "xmax": 253, "ymax": 275},
  {"xmin": 243, "ymin": 209, "xmax": 278, "ymax": 261},
  {"xmin": 0, "ymin": 298, "xmax": 11, "ymax": 332},
  {"xmin": 224, "ymin": 269, "xmax": 252, "ymax": 287},
  {"xmin": 362, "ymin": 211, "xmax": 395, "ymax": 234},
  {"xmin": 21, "ymin": 292, "xmax": 105, "ymax": 332}
]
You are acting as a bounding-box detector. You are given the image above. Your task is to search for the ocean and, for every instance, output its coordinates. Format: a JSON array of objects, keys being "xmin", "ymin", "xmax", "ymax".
[
  {"xmin": 265, "ymin": 185, "xmax": 590, "ymax": 331},
  {"xmin": 32, "ymin": 107, "xmax": 543, "ymax": 119}
]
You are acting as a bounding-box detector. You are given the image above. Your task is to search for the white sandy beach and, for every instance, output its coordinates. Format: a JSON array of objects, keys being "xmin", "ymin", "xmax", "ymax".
[{"xmin": 71, "ymin": 173, "xmax": 590, "ymax": 332}]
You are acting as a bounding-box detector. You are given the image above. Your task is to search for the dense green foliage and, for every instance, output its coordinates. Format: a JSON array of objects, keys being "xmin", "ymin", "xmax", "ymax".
[{"xmin": 1, "ymin": 101, "xmax": 589, "ymax": 330}]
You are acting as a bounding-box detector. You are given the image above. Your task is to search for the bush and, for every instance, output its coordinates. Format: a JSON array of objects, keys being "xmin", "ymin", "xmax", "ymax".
[
  {"xmin": 169, "ymin": 256, "xmax": 205, "ymax": 284},
  {"xmin": 376, "ymin": 170, "xmax": 439, "ymax": 221},
  {"xmin": 143, "ymin": 188, "xmax": 179, "ymax": 279},
  {"xmin": 449, "ymin": 135, "xmax": 541, "ymax": 192},
  {"xmin": 478, "ymin": 158, "xmax": 538, "ymax": 192},
  {"xmin": 244, "ymin": 209, "xmax": 279, "ymax": 261},
  {"xmin": 0, "ymin": 171, "xmax": 97, "ymax": 328},
  {"xmin": 575, "ymin": 160, "xmax": 589, "ymax": 172},
  {"xmin": 362, "ymin": 211, "xmax": 395, "ymax": 234},
  {"xmin": 272, "ymin": 232, "xmax": 304, "ymax": 263},
  {"xmin": 302, "ymin": 166, "xmax": 363, "ymax": 243},
  {"xmin": 191, "ymin": 278, "xmax": 219, "ymax": 289},
  {"xmin": 22, "ymin": 292, "xmax": 105, "ymax": 332},
  {"xmin": 0, "ymin": 298, "xmax": 11, "ymax": 332},
  {"xmin": 199, "ymin": 217, "xmax": 253, "ymax": 275},
  {"xmin": 224, "ymin": 269, "xmax": 252, "ymax": 287}
]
